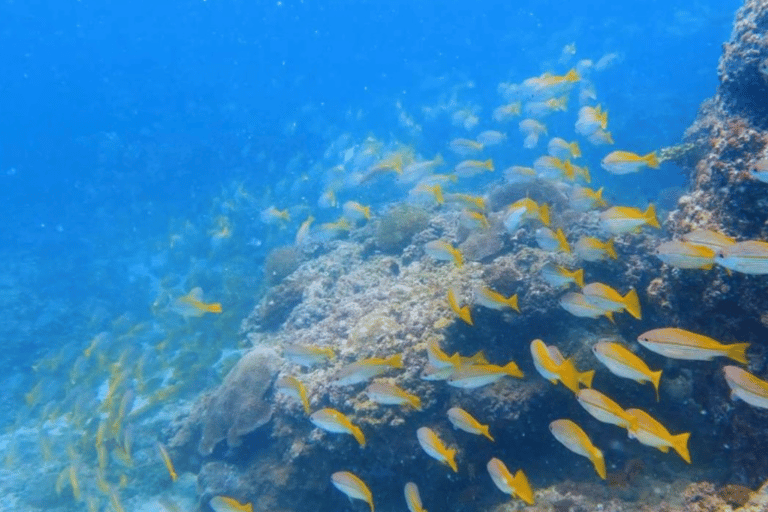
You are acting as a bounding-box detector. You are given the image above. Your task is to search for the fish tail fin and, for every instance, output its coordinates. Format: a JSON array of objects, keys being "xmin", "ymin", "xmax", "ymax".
[
  {"xmin": 651, "ymin": 369, "xmax": 663, "ymax": 402},
  {"xmin": 502, "ymin": 361, "xmax": 524, "ymax": 378},
  {"xmin": 579, "ymin": 369, "xmax": 596, "ymax": 389},
  {"xmin": 591, "ymin": 448, "xmax": 607, "ymax": 479},
  {"xmin": 595, "ymin": 187, "xmax": 607, "ymax": 208},
  {"xmin": 387, "ymin": 353, "xmax": 404, "ymax": 368},
  {"xmin": 565, "ymin": 68, "xmax": 580, "ymax": 82},
  {"xmin": 581, "ymin": 166, "xmax": 591, "ymax": 184},
  {"xmin": 446, "ymin": 449, "xmax": 458, "ymax": 472},
  {"xmin": 558, "ymin": 359, "xmax": 581, "ymax": 394},
  {"xmin": 408, "ymin": 395, "xmax": 422, "ymax": 410},
  {"xmin": 512, "ymin": 470, "xmax": 535, "ymax": 505},
  {"xmin": 572, "ymin": 268, "xmax": 585, "ymax": 288},
  {"xmin": 562, "ymin": 160, "xmax": 576, "ymax": 180},
  {"xmin": 362, "ymin": 206, "xmax": 371, "ymax": 220},
  {"xmin": 604, "ymin": 311, "xmax": 615, "ymax": 324},
  {"xmin": 673, "ymin": 432, "xmax": 691, "ymax": 463},
  {"xmin": 539, "ymin": 203, "xmax": 551, "ymax": 226},
  {"xmin": 485, "ymin": 159, "xmax": 494, "ymax": 171},
  {"xmin": 604, "ymin": 238, "xmax": 618, "ymax": 259},
  {"xmin": 506, "ymin": 294, "xmax": 520, "ymax": 313},
  {"xmin": 645, "ymin": 151, "xmax": 660, "ymax": 169},
  {"xmin": 483, "ymin": 425, "xmax": 495, "ymax": 442},
  {"xmin": 468, "ymin": 350, "xmax": 488, "ymax": 365},
  {"xmin": 622, "ymin": 288, "xmax": 642, "ymax": 320},
  {"xmin": 460, "ymin": 306, "xmax": 474, "ymax": 326},
  {"xmin": 352, "ymin": 426, "xmax": 366, "ymax": 447},
  {"xmin": 599, "ymin": 109, "xmax": 608, "ymax": 130},
  {"xmin": 206, "ymin": 302, "xmax": 223, "ymax": 314},
  {"xmin": 727, "ymin": 343, "xmax": 750, "ymax": 364},
  {"xmin": 432, "ymin": 184, "xmax": 444, "ymax": 205},
  {"xmin": 451, "ymin": 247, "xmax": 464, "ymax": 268},
  {"xmin": 644, "ymin": 204, "xmax": 661, "ymax": 228},
  {"xmin": 571, "ymin": 141, "xmax": 582, "ymax": 158},
  {"xmin": 556, "ymin": 229, "xmax": 570, "ymax": 253}
]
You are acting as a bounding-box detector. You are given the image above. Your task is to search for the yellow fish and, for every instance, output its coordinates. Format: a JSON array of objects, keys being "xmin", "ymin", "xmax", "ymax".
[
  {"xmin": 682, "ymin": 229, "xmax": 735, "ymax": 252},
  {"xmin": 625, "ymin": 408, "xmax": 691, "ymax": 463},
  {"xmin": 447, "ymin": 407, "xmax": 494, "ymax": 441},
  {"xmin": 548, "ymin": 137, "xmax": 581, "ymax": 160},
  {"xmin": 417, "ymin": 427, "xmax": 457, "ymax": 472},
  {"xmin": 508, "ymin": 198, "xmax": 550, "ymax": 226},
  {"xmin": 574, "ymin": 236, "xmax": 617, "ymax": 261},
  {"xmin": 295, "ymin": 215, "xmax": 315, "ymax": 245},
  {"xmin": 447, "ymin": 361, "xmax": 524, "ymax": 389},
  {"xmin": 533, "ymin": 156, "xmax": 576, "ymax": 181},
  {"xmin": 332, "ymin": 471, "xmax": 374, "ymax": 512},
  {"xmin": 530, "ymin": 339, "xmax": 593, "ymax": 394},
  {"xmin": 654, "ymin": 241, "xmax": 715, "ymax": 270},
  {"xmin": 276, "ymin": 376, "xmax": 311, "ymax": 414},
  {"xmin": 582, "ymin": 282, "xmax": 641, "ymax": 320},
  {"xmin": 569, "ymin": 186, "xmax": 607, "ymax": 211},
  {"xmin": 637, "ymin": 328, "xmax": 749, "ymax": 364},
  {"xmin": 459, "ymin": 210, "xmax": 490, "ymax": 231},
  {"xmin": 424, "ymin": 240, "xmax": 463, "ymax": 267},
  {"xmin": 559, "ymin": 292, "xmax": 615, "ymax": 323},
  {"xmin": 486, "ymin": 457, "xmax": 535, "ymax": 505},
  {"xmin": 282, "ymin": 343, "xmax": 335, "ymax": 367},
  {"xmin": 343, "ymin": 201, "xmax": 372, "ymax": 221},
  {"xmin": 447, "ymin": 288, "xmax": 473, "ymax": 326},
  {"xmin": 260, "ymin": 206, "xmax": 290, "ymax": 225},
  {"xmin": 576, "ymin": 389, "xmax": 637, "ymax": 431},
  {"xmin": 592, "ymin": 341, "xmax": 662, "ymax": 401},
  {"xmin": 715, "ymin": 240, "xmax": 768, "ymax": 275},
  {"xmin": 535, "ymin": 227, "xmax": 570, "ymax": 253},
  {"xmin": 549, "ymin": 419, "xmax": 606, "ymax": 479},
  {"xmin": 523, "ymin": 68, "xmax": 579, "ymax": 97},
  {"xmin": 723, "ymin": 365, "xmax": 768, "ymax": 410},
  {"xmin": 601, "ymin": 150, "xmax": 660, "ymax": 175},
  {"xmin": 599, "ymin": 205, "xmax": 660, "ymax": 234},
  {"xmin": 332, "ymin": 354, "xmax": 403, "ymax": 386},
  {"xmin": 157, "ymin": 443, "xmax": 177, "ymax": 482},
  {"xmin": 493, "ymin": 102, "xmax": 522, "ymax": 122},
  {"xmin": 444, "ymin": 193, "xmax": 486, "ymax": 212},
  {"xmin": 575, "ymin": 105, "xmax": 608, "ymax": 135},
  {"xmin": 208, "ymin": 496, "xmax": 253, "ymax": 512},
  {"xmin": 404, "ymin": 482, "xmax": 426, "ymax": 512},
  {"xmin": 449, "ymin": 138, "xmax": 483, "ymax": 156},
  {"xmin": 365, "ymin": 381, "xmax": 421, "ymax": 409},
  {"xmin": 409, "ymin": 183, "xmax": 444, "ymax": 205},
  {"xmin": 473, "ymin": 286, "xmax": 520, "ymax": 312},
  {"xmin": 455, "ymin": 159, "xmax": 494, "ymax": 178},
  {"xmin": 309, "ymin": 408, "xmax": 366, "ymax": 447},
  {"xmin": 171, "ymin": 287, "xmax": 222, "ymax": 317},
  {"xmin": 540, "ymin": 263, "xmax": 584, "ymax": 289}
]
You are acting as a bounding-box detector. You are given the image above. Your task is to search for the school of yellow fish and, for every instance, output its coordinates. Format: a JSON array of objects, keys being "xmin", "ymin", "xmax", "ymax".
[{"xmin": 17, "ymin": 47, "xmax": 768, "ymax": 512}]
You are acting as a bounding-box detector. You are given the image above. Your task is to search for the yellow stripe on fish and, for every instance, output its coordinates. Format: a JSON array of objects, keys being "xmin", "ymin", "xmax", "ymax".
[
  {"xmin": 209, "ymin": 496, "xmax": 253, "ymax": 512},
  {"xmin": 637, "ymin": 328, "xmax": 749, "ymax": 364},
  {"xmin": 310, "ymin": 408, "xmax": 366, "ymax": 447},
  {"xmin": 473, "ymin": 286, "xmax": 520, "ymax": 312},
  {"xmin": 424, "ymin": 240, "xmax": 464, "ymax": 267},
  {"xmin": 447, "ymin": 288, "xmax": 473, "ymax": 326},
  {"xmin": 582, "ymin": 283, "xmax": 641, "ymax": 320},
  {"xmin": 417, "ymin": 427, "xmax": 457, "ymax": 472},
  {"xmin": 486, "ymin": 458, "xmax": 535, "ymax": 505},
  {"xmin": 599, "ymin": 205, "xmax": 660, "ymax": 234},
  {"xmin": 540, "ymin": 263, "xmax": 584, "ymax": 288},
  {"xmin": 601, "ymin": 150, "xmax": 659, "ymax": 175},
  {"xmin": 332, "ymin": 471, "xmax": 374, "ymax": 512},
  {"xmin": 276, "ymin": 376, "xmax": 311, "ymax": 414},
  {"xmin": 447, "ymin": 361, "xmax": 524, "ymax": 389},
  {"xmin": 549, "ymin": 419, "xmax": 606, "ymax": 479},
  {"xmin": 723, "ymin": 365, "xmax": 768, "ymax": 410},
  {"xmin": 625, "ymin": 408, "xmax": 691, "ymax": 463},
  {"xmin": 592, "ymin": 341, "xmax": 662, "ymax": 401},
  {"xmin": 530, "ymin": 339, "xmax": 593, "ymax": 394},
  {"xmin": 404, "ymin": 482, "xmax": 426, "ymax": 512},
  {"xmin": 574, "ymin": 236, "xmax": 617, "ymax": 262},
  {"xmin": 447, "ymin": 407, "xmax": 494, "ymax": 441}
]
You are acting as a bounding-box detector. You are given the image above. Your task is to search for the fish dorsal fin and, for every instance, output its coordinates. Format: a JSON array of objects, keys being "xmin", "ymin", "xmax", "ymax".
[{"xmin": 187, "ymin": 287, "xmax": 204, "ymax": 302}]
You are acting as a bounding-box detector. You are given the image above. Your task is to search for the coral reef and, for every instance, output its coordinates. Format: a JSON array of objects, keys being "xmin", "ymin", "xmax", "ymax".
[
  {"xmin": 264, "ymin": 245, "xmax": 303, "ymax": 285},
  {"xmin": 374, "ymin": 204, "xmax": 430, "ymax": 253}
]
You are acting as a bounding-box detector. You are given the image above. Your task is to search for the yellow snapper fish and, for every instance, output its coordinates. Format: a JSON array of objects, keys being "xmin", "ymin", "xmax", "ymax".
[
  {"xmin": 581, "ymin": 283, "xmax": 641, "ymax": 320},
  {"xmin": 401, "ymin": 154, "xmax": 445, "ymax": 184},
  {"xmin": 444, "ymin": 192, "xmax": 486, "ymax": 212},
  {"xmin": 447, "ymin": 288, "xmax": 473, "ymax": 326},
  {"xmin": 625, "ymin": 408, "xmax": 691, "ymax": 463},
  {"xmin": 473, "ymin": 286, "xmax": 520, "ymax": 312},
  {"xmin": 518, "ymin": 118, "xmax": 547, "ymax": 148},
  {"xmin": 295, "ymin": 216, "xmax": 315, "ymax": 246},
  {"xmin": 455, "ymin": 159, "xmax": 494, "ymax": 178},
  {"xmin": 530, "ymin": 339, "xmax": 593, "ymax": 394},
  {"xmin": 364, "ymin": 381, "xmax": 421, "ymax": 409},
  {"xmin": 260, "ymin": 206, "xmax": 290, "ymax": 225},
  {"xmin": 209, "ymin": 496, "xmax": 253, "ymax": 512},
  {"xmin": 486, "ymin": 458, "xmax": 535, "ymax": 505},
  {"xmin": 569, "ymin": 186, "xmax": 607, "ymax": 211},
  {"xmin": 476, "ymin": 130, "xmax": 507, "ymax": 146},
  {"xmin": 574, "ymin": 236, "xmax": 617, "ymax": 261},
  {"xmin": 309, "ymin": 408, "xmax": 366, "ymax": 447},
  {"xmin": 318, "ymin": 188, "xmax": 338, "ymax": 209},
  {"xmin": 587, "ymin": 128, "xmax": 615, "ymax": 146},
  {"xmin": 548, "ymin": 137, "xmax": 581, "ymax": 160},
  {"xmin": 503, "ymin": 165, "xmax": 538, "ymax": 184},
  {"xmin": 749, "ymin": 157, "xmax": 768, "ymax": 183},
  {"xmin": 275, "ymin": 376, "xmax": 311, "ymax": 414},
  {"xmin": 654, "ymin": 241, "xmax": 715, "ymax": 269},
  {"xmin": 282, "ymin": 343, "xmax": 335, "ymax": 367},
  {"xmin": 425, "ymin": 340, "xmax": 487, "ymax": 370},
  {"xmin": 343, "ymin": 201, "xmax": 371, "ymax": 221},
  {"xmin": 524, "ymin": 96, "xmax": 568, "ymax": 118},
  {"xmin": 559, "ymin": 292, "xmax": 615, "ymax": 323},
  {"xmin": 493, "ymin": 102, "xmax": 522, "ymax": 122},
  {"xmin": 424, "ymin": 240, "xmax": 464, "ymax": 267},
  {"xmin": 417, "ymin": 427, "xmax": 458, "ymax": 472},
  {"xmin": 535, "ymin": 227, "xmax": 570, "ymax": 253},
  {"xmin": 599, "ymin": 204, "xmax": 660, "ymax": 234},
  {"xmin": 592, "ymin": 341, "xmax": 662, "ymax": 401},
  {"xmin": 171, "ymin": 287, "xmax": 222, "ymax": 317},
  {"xmin": 540, "ymin": 263, "xmax": 584, "ymax": 288},
  {"xmin": 449, "ymin": 138, "xmax": 483, "ymax": 156},
  {"xmin": 459, "ymin": 210, "xmax": 490, "ymax": 231},
  {"xmin": 156, "ymin": 443, "xmax": 178, "ymax": 482},
  {"xmin": 601, "ymin": 150, "xmax": 660, "ymax": 175},
  {"xmin": 446, "ymin": 361, "xmax": 524, "ymax": 389},
  {"xmin": 409, "ymin": 182, "xmax": 445, "ymax": 205},
  {"xmin": 533, "ymin": 155, "xmax": 575, "ymax": 181},
  {"xmin": 333, "ymin": 354, "xmax": 404, "ymax": 386},
  {"xmin": 549, "ymin": 419, "xmax": 606, "ymax": 479},
  {"xmin": 404, "ymin": 482, "xmax": 426, "ymax": 512},
  {"xmin": 637, "ymin": 328, "xmax": 749, "ymax": 364},
  {"xmin": 447, "ymin": 407, "xmax": 494, "ymax": 441},
  {"xmin": 723, "ymin": 365, "xmax": 768, "ymax": 410},
  {"xmin": 316, "ymin": 217, "xmax": 352, "ymax": 241},
  {"xmin": 681, "ymin": 229, "xmax": 735, "ymax": 252},
  {"xmin": 576, "ymin": 389, "xmax": 638, "ymax": 431},
  {"xmin": 522, "ymin": 68, "xmax": 580, "ymax": 99},
  {"xmin": 508, "ymin": 198, "xmax": 550, "ymax": 226},
  {"xmin": 332, "ymin": 471, "xmax": 374, "ymax": 512},
  {"xmin": 715, "ymin": 240, "xmax": 768, "ymax": 274},
  {"xmin": 575, "ymin": 105, "xmax": 608, "ymax": 136}
]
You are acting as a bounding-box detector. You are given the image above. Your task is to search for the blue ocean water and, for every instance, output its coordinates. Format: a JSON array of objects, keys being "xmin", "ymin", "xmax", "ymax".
[{"xmin": 0, "ymin": 0, "xmax": 744, "ymax": 509}]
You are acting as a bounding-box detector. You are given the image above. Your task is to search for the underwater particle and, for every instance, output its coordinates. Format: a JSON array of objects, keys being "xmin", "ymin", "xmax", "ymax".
[
  {"xmin": 404, "ymin": 482, "xmax": 426, "ymax": 512},
  {"xmin": 375, "ymin": 204, "xmax": 429, "ymax": 253},
  {"xmin": 197, "ymin": 349, "xmax": 276, "ymax": 456},
  {"xmin": 447, "ymin": 407, "xmax": 494, "ymax": 441},
  {"xmin": 549, "ymin": 419, "xmax": 606, "ymax": 479},
  {"xmin": 486, "ymin": 458, "xmax": 535, "ymax": 505},
  {"xmin": 331, "ymin": 471, "xmax": 374, "ymax": 512},
  {"xmin": 209, "ymin": 496, "xmax": 254, "ymax": 512},
  {"xmin": 637, "ymin": 327, "xmax": 749, "ymax": 364},
  {"xmin": 723, "ymin": 365, "xmax": 768, "ymax": 409},
  {"xmin": 264, "ymin": 245, "xmax": 302, "ymax": 285},
  {"xmin": 592, "ymin": 341, "xmax": 662, "ymax": 401},
  {"xmin": 625, "ymin": 408, "xmax": 691, "ymax": 463},
  {"xmin": 309, "ymin": 408, "xmax": 366, "ymax": 447},
  {"xmin": 417, "ymin": 427, "xmax": 458, "ymax": 472}
]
